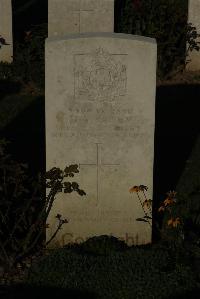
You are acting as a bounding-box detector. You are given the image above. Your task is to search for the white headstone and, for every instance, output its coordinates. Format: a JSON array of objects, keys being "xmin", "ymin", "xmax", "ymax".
[
  {"xmin": 46, "ymin": 0, "xmax": 157, "ymax": 247},
  {"xmin": 187, "ymin": 0, "xmax": 200, "ymax": 71},
  {"xmin": 0, "ymin": 0, "xmax": 13, "ymax": 63},
  {"xmin": 48, "ymin": 0, "xmax": 114, "ymax": 37}
]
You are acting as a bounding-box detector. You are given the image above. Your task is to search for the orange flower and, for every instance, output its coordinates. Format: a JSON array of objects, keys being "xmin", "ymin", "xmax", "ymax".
[
  {"xmin": 158, "ymin": 205, "xmax": 165, "ymax": 212},
  {"xmin": 166, "ymin": 191, "xmax": 177, "ymax": 198},
  {"xmin": 129, "ymin": 185, "xmax": 148, "ymax": 193},
  {"xmin": 173, "ymin": 218, "xmax": 181, "ymax": 227},
  {"xmin": 129, "ymin": 186, "xmax": 140, "ymax": 193},
  {"xmin": 142, "ymin": 199, "xmax": 152, "ymax": 208},
  {"xmin": 167, "ymin": 218, "xmax": 173, "ymax": 226},
  {"xmin": 163, "ymin": 197, "xmax": 175, "ymax": 206},
  {"xmin": 167, "ymin": 217, "xmax": 181, "ymax": 228},
  {"xmin": 139, "ymin": 185, "xmax": 148, "ymax": 192}
]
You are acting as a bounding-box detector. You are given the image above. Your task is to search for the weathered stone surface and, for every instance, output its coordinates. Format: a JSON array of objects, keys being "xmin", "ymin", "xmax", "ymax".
[
  {"xmin": 0, "ymin": 0, "xmax": 13, "ymax": 62},
  {"xmin": 45, "ymin": 33, "xmax": 157, "ymax": 247},
  {"xmin": 48, "ymin": 0, "xmax": 114, "ymax": 37},
  {"xmin": 187, "ymin": 0, "xmax": 200, "ymax": 71}
]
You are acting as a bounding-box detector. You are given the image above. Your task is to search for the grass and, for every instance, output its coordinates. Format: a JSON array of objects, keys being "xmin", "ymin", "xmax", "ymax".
[{"xmin": 23, "ymin": 236, "xmax": 200, "ymax": 299}]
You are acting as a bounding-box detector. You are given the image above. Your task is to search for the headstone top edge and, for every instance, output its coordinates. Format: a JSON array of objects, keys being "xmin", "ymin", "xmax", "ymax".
[{"xmin": 46, "ymin": 32, "xmax": 157, "ymax": 45}]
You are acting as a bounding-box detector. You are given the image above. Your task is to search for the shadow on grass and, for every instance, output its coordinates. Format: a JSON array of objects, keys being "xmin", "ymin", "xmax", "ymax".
[
  {"xmin": 1, "ymin": 283, "xmax": 199, "ymax": 299},
  {"xmin": 166, "ymin": 287, "xmax": 200, "ymax": 299},
  {"xmin": 153, "ymin": 83, "xmax": 200, "ymax": 240},
  {"xmin": 0, "ymin": 80, "xmax": 22, "ymax": 101},
  {"xmin": 0, "ymin": 284, "xmax": 98, "ymax": 299}
]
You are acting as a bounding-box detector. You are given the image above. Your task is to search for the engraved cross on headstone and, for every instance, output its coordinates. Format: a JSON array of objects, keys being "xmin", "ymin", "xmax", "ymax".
[
  {"xmin": 79, "ymin": 143, "xmax": 120, "ymax": 203},
  {"xmin": 48, "ymin": 0, "xmax": 114, "ymax": 37},
  {"xmin": 72, "ymin": 3, "xmax": 94, "ymax": 33}
]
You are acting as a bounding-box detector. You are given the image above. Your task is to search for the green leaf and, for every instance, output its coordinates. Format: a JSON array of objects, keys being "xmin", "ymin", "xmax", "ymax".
[
  {"xmin": 136, "ymin": 218, "xmax": 148, "ymax": 223},
  {"xmin": 144, "ymin": 216, "xmax": 152, "ymax": 219},
  {"xmin": 64, "ymin": 164, "xmax": 79, "ymax": 175},
  {"xmin": 71, "ymin": 182, "xmax": 79, "ymax": 190},
  {"xmin": 77, "ymin": 189, "xmax": 86, "ymax": 196}
]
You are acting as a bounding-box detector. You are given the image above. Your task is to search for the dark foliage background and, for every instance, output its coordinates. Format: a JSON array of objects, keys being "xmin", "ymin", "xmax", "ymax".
[{"xmin": 115, "ymin": 0, "xmax": 188, "ymax": 79}]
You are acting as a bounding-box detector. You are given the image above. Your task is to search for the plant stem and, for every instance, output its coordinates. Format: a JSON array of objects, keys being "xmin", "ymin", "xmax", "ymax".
[
  {"xmin": 46, "ymin": 220, "xmax": 63, "ymax": 246},
  {"xmin": 142, "ymin": 190, "xmax": 152, "ymax": 215},
  {"xmin": 136, "ymin": 192, "xmax": 151, "ymax": 228}
]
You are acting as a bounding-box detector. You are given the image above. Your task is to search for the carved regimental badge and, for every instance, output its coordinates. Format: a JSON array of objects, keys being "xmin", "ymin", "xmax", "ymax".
[{"xmin": 74, "ymin": 48, "xmax": 127, "ymax": 100}]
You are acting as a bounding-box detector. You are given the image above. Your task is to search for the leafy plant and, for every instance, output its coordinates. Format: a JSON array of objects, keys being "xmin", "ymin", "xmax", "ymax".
[
  {"xmin": 129, "ymin": 185, "xmax": 152, "ymax": 227},
  {"xmin": 0, "ymin": 23, "xmax": 47, "ymax": 94},
  {"xmin": 129, "ymin": 185, "xmax": 184, "ymax": 247},
  {"xmin": 185, "ymin": 22, "xmax": 200, "ymax": 67},
  {"xmin": 163, "ymin": 188, "xmax": 200, "ymax": 248},
  {"xmin": 129, "ymin": 182, "xmax": 200, "ymax": 257},
  {"xmin": 13, "ymin": 23, "xmax": 47, "ymax": 91},
  {"xmin": 0, "ymin": 138, "xmax": 86, "ymax": 277},
  {"xmin": 117, "ymin": 0, "xmax": 198, "ymax": 79}
]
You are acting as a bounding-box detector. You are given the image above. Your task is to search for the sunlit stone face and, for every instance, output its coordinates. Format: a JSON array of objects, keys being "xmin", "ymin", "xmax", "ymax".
[
  {"xmin": 45, "ymin": 33, "xmax": 157, "ymax": 247},
  {"xmin": 48, "ymin": 0, "xmax": 114, "ymax": 36}
]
